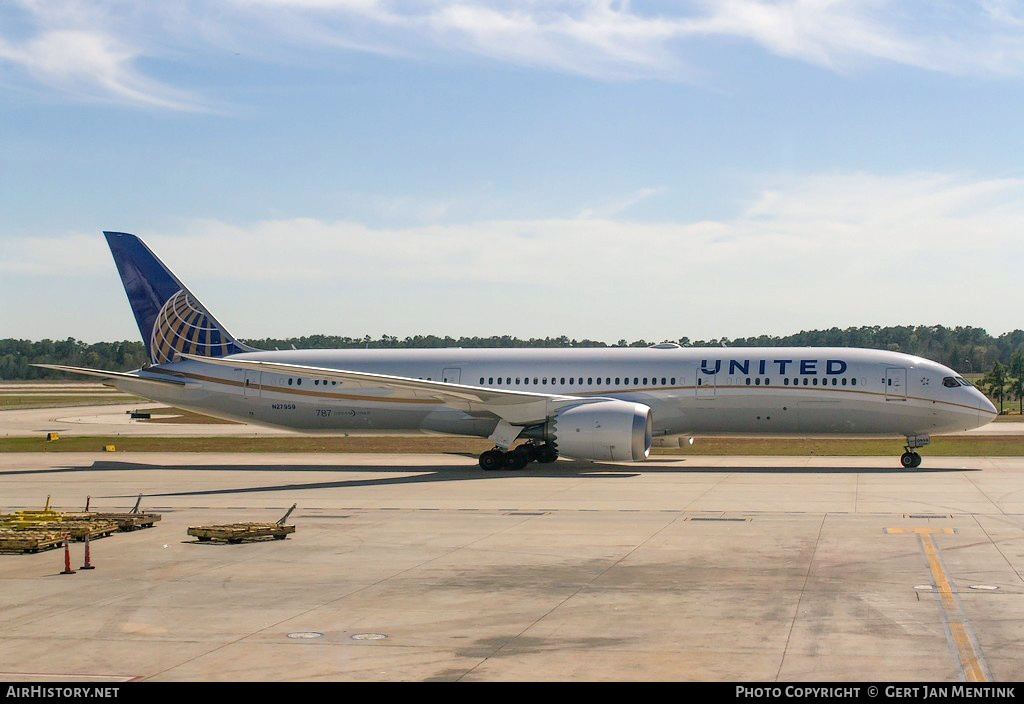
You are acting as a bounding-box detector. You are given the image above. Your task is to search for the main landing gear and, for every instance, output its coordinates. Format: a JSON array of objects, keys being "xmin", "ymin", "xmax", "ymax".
[{"xmin": 478, "ymin": 442, "xmax": 559, "ymax": 471}]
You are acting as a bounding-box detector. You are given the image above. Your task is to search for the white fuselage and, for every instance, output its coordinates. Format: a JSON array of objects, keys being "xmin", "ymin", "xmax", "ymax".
[{"xmin": 113, "ymin": 346, "xmax": 996, "ymax": 441}]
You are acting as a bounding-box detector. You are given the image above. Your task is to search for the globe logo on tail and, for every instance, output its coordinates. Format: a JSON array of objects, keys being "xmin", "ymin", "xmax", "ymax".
[{"xmin": 150, "ymin": 290, "xmax": 233, "ymax": 364}]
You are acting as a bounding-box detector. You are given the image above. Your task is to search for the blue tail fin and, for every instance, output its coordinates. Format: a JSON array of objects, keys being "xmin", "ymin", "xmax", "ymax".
[{"xmin": 104, "ymin": 231, "xmax": 255, "ymax": 365}]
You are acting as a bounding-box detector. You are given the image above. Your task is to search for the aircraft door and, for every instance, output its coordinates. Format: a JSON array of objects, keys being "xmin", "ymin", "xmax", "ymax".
[
  {"xmin": 442, "ymin": 367, "xmax": 461, "ymax": 384},
  {"xmin": 243, "ymin": 371, "xmax": 261, "ymax": 398},
  {"xmin": 885, "ymin": 368, "xmax": 906, "ymax": 400}
]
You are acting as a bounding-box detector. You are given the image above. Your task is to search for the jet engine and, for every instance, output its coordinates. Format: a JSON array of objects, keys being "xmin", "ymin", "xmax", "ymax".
[{"xmin": 526, "ymin": 400, "xmax": 652, "ymax": 462}]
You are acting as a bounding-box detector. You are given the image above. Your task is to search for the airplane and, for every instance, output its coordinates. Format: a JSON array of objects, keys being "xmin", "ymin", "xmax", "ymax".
[{"xmin": 38, "ymin": 231, "xmax": 998, "ymax": 470}]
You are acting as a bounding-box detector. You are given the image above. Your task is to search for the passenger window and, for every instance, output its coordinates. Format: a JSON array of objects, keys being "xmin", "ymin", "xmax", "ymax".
[
  {"xmin": 755, "ymin": 378, "xmax": 761, "ymax": 386},
  {"xmin": 524, "ymin": 378, "xmax": 529, "ymax": 385},
  {"xmin": 516, "ymin": 378, "xmax": 521, "ymax": 385},
  {"xmin": 561, "ymin": 377, "xmax": 566, "ymax": 384},
  {"xmin": 670, "ymin": 377, "xmax": 675, "ymax": 385},
  {"xmin": 745, "ymin": 378, "xmax": 751, "ymax": 386},
  {"xmin": 288, "ymin": 378, "xmax": 293, "ymax": 385},
  {"xmin": 497, "ymin": 378, "xmax": 502, "ymax": 385},
  {"xmin": 588, "ymin": 377, "xmax": 593, "ymax": 385},
  {"xmin": 479, "ymin": 377, "xmax": 484, "ymax": 384},
  {"xmin": 297, "ymin": 378, "xmax": 302, "ymax": 386},
  {"xmin": 784, "ymin": 378, "xmax": 790, "ymax": 385},
  {"xmin": 633, "ymin": 377, "xmax": 639, "ymax": 385},
  {"xmin": 506, "ymin": 377, "xmax": 511, "ymax": 384},
  {"xmin": 542, "ymin": 377, "xmax": 547, "ymax": 384},
  {"xmin": 578, "ymin": 378, "xmax": 583, "ymax": 385},
  {"xmin": 533, "ymin": 378, "xmax": 538, "ymax": 384},
  {"xmin": 643, "ymin": 378, "xmax": 648, "ymax": 385},
  {"xmin": 661, "ymin": 377, "xmax": 666, "ymax": 385},
  {"xmin": 842, "ymin": 378, "xmax": 847, "ymax": 386},
  {"xmin": 813, "ymin": 378, "xmax": 818, "ymax": 386},
  {"xmin": 801, "ymin": 378, "xmax": 807, "ymax": 386},
  {"xmin": 569, "ymin": 378, "xmax": 574, "ymax": 385},
  {"xmin": 488, "ymin": 377, "xmax": 493, "ymax": 384},
  {"xmin": 831, "ymin": 378, "xmax": 837, "ymax": 386},
  {"xmin": 596, "ymin": 378, "xmax": 602, "ymax": 385},
  {"xmin": 765, "ymin": 378, "xmax": 770, "ymax": 385}
]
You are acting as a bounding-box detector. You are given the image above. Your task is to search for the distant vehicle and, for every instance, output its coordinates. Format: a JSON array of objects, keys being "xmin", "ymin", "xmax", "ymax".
[{"xmin": 41, "ymin": 232, "xmax": 997, "ymax": 469}]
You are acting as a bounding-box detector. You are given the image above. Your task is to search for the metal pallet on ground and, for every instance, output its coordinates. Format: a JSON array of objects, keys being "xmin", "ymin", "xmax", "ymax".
[
  {"xmin": 0, "ymin": 529, "xmax": 65, "ymax": 554},
  {"xmin": 187, "ymin": 504, "xmax": 297, "ymax": 544}
]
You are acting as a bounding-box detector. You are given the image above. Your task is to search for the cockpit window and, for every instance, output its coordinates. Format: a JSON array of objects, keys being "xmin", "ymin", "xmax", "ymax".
[
  {"xmin": 955, "ymin": 376, "xmax": 972, "ymax": 387},
  {"xmin": 942, "ymin": 377, "xmax": 959, "ymax": 388}
]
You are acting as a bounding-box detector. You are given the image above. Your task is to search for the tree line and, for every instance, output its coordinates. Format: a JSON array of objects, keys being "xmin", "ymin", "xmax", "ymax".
[{"xmin": 3, "ymin": 325, "xmax": 1023, "ymax": 388}]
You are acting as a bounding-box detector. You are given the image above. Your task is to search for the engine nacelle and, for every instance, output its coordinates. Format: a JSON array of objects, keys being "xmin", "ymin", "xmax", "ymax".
[{"xmin": 539, "ymin": 400, "xmax": 653, "ymax": 462}]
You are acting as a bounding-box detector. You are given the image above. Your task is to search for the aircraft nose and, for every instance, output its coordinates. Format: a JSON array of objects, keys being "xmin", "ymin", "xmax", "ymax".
[{"xmin": 977, "ymin": 391, "xmax": 997, "ymax": 421}]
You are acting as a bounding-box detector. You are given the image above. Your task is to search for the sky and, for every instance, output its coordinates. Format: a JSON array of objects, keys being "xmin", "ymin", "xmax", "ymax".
[{"xmin": 1, "ymin": 0, "xmax": 1023, "ymax": 345}]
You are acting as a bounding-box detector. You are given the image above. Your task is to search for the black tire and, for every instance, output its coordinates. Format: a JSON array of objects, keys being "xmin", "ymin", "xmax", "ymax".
[
  {"xmin": 513, "ymin": 444, "xmax": 536, "ymax": 463},
  {"xmin": 273, "ymin": 534, "xmax": 287, "ymax": 540},
  {"xmin": 535, "ymin": 444, "xmax": 558, "ymax": 464},
  {"xmin": 900, "ymin": 452, "xmax": 916, "ymax": 468},
  {"xmin": 198, "ymin": 536, "xmax": 211, "ymax": 542},
  {"xmin": 503, "ymin": 450, "xmax": 529, "ymax": 470},
  {"xmin": 911, "ymin": 452, "xmax": 922, "ymax": 468},
  {"xmin": 479, "ymin": 450, "xmax": 505, "ymax": 471}
]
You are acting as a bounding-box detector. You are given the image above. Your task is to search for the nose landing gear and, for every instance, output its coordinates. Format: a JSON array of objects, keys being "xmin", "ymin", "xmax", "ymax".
[
  {"xmin": 900, "ymin": 450, "xmax": 922, "ymax": 468},
  {"xmin": 900, "ymin": 435, "xmax": 929, "ymax": 468}
]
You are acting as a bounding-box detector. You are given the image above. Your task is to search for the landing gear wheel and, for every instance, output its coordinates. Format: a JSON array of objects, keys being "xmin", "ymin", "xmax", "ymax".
[
  {"xmin": 901, "ymin": 451, "xmax": 923, "ymax": 469},
  {"xmin": 535, "ymin": 444, "xmax": 558, "ymax": 464},
  {"xmin": 504, "ymin": 450, "xmax": 530, "ymax": 471},
  {"xmin": 517, "ymin": 444, "xmax": 539, "ymax": 463},
  {"xmin": 479, "ymin": 449, "xmax": 505, "ymax": 471}
]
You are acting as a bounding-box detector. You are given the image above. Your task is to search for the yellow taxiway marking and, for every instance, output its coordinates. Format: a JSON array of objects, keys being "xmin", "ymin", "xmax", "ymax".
[{"xmin": 887, "ymin": 526, "xmax": 989, "ymax": 682}]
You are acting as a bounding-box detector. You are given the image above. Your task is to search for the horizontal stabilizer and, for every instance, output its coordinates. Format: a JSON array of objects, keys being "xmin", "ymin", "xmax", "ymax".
[{"xmin": 32, "ymin": 364, "xmax": 189, "ymax": 386}]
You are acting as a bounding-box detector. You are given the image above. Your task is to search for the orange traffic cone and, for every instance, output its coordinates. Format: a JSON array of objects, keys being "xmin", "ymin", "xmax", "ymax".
[
  {"xmin": 60, "ymin": 537, "xmax": 76, "ymax": 575},
  {"xmin": 80, "ymin": 532, "xmax": 95, "ymax": 570}
]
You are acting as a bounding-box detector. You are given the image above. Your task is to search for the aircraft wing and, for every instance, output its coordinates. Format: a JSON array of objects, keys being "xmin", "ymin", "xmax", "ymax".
[
  {"xmin": 181, "ymin": 354, "xmax": 590, "ymax": 425},
  {"xmin": 32, "ymin": 364, "xmax": 190, "ymax": 387}
]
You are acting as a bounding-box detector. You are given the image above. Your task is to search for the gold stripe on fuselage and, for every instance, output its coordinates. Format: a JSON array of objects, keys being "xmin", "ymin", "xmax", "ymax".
[{"xmin": 167, "ymin": 369, "xmax": 985, "ymax": 415}]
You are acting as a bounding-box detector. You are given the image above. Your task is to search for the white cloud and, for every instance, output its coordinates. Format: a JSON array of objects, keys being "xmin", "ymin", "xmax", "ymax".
[
  {"xmin": 3, "ymin": 1, "xmax": 1024, "ymax": 110},
  {"xmin": 3, "ymin": 170, "xmax": 1021, "ymax": 340},
  {"xmin": 0, "ymin": 29, "xmax": 206, "ymax": 111},
  {"xmin": 235, "ymin": 0, "xmax": 1024, "ymax": 78}
]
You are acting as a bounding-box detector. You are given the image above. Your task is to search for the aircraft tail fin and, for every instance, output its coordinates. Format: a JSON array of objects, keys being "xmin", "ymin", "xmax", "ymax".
[{"xmin": 103, "ymin": 231, "xmax": 255, "ymax": 365}]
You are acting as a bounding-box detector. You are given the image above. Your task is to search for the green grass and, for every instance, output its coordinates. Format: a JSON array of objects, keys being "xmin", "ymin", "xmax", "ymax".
[
  {"xmin": 0, "ymin": 395, "xmax": 142, "ymax": 410},
  {"xmin": 653, "ymin": 436, "xmax": 1024, "ymax": 456},
  {"xmin": 1, "ymin": 434, "xmax": 1022, "ymax": 456}
]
